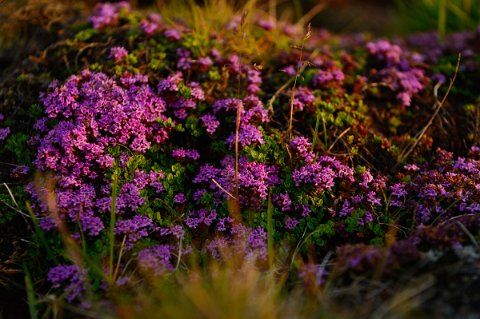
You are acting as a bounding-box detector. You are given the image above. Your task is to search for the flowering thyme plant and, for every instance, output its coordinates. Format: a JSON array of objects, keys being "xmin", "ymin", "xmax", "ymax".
[{"xmin": 0, "ymin": 1, "xmax": 480, "ymax": 316}]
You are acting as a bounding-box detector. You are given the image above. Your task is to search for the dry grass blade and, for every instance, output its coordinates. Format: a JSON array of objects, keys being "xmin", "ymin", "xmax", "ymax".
[
  {"xmin": 288, "ymin": 24, "xmax": 311, "ymax": 141},
  {"xmin": 267, "ymin": 51, "xmax": 317, "ymax": 114},
  {"xmin": 327, "ymin": 127, "xmax": 351, "ymax": 153},
  {"xmin": 456, "ymin": 221, "xmax": 479, "ymax": 250},
  {"xmin": 211, "ymin": 178, "xmax": 238, "ymax": 201},
  {"xmin": 296, "ymin": 1, "xmax": 330, "ymax": 27},
  {"xmin": 395, "ymin": 53, "xmax": 461, "ymax": 167},
  {"xmin": 371, "ymin": 275, "xmax": 436, "ymax": 319}
]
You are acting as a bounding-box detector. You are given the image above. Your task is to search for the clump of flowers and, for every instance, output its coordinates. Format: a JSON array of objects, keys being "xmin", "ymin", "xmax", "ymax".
[
  {"xmin": 391, "ymin": 147, "xmax": 480, "ymax": 224},
  {"xmin": 30, "ymin": 70, "xmax": 169, "ymax": 237},
  {"xmin": 290, "ymin": 136, "xmax": 315, "ymax": 163},
  {"xmin": 292, "ymin": 156, "xmax": 354, "ymax": 191},
  {"xmin": 366, "ymin": 39, "xmax": 428, "ymax": 106},
  {"xmin": 194, "ymin": 156, "xmax": 280, "ymax": 209}
]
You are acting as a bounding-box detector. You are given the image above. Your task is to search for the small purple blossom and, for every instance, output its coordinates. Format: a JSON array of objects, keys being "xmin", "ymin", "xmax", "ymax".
[
  {"xmin": 109, "ymin": 46, "xmax": 128, "ymax": 62},
  {"xmin": 197, "ymin": 56, "xmax": 213, "ymax": 72},
  {"xmin": 164, "ymin": 29, "xmax": 182, "ymax": 41},
  {"xmin": 257, "ymin": 18, "xmax": 275, "ymax": 31},
  {"xmin": 115, "ymin": 215, "xmax": 154, "ymax": 250},
  {"xmin": 226, "ymin": 124, "xmax": 264, "ymax": 147},
  {"xmin": 172, "ymin": 148, "xmax": 200, "ymax": 160},
  {"xmin": 313, "ymin": 69, "xmax": 344, "ymax": 87},
  {"xmin": 137, "ymin": 245, "xmax": 174, "ymax": 276},
  {"xmin": 293, "ymin": 87, "xmax": 315, "ymax": 111},
  {"xmin": 390, "ymin": 183, "xmax": 407, "ymax": 197},
  {"xmin": 275, "ymin": 193, "xmax": 292, "ymax": 212},
  {"xmin": 247, "ymin": 69, "xmax": 262, "ymax": 94},
  {"xmin": 282, "ymin": 65, "xmax": 296, "ymax": 76},
  {"xmin": 284, "ymin": 217, "xmax": 299, "ymax": 230},
  {"xmin": 140, "ymin": 19, "xmax": 160, "ymax": 36},
  {"xmin": 89, "ymin": 2, "xmax": 130, "ymax": 29},
  {"xmin": 366, "ymin": 40, "xmax": 402, "ymax": 65},
  {"xmin": 0, "ymin": 127, "xmax": 10, "ymax": 140},
  {"xmin": 194, "ymin": 156, "xmax": 279, "ymax": 208},
  {"xmin": 293, "ymin": 156, "xmax": 354, "ymax": 191},
  {"xmin": 186, "ymin": 209, "xmax": 217, "ymax": 229},
  {"xmin": 158, "ymin": 72, "xmax": 182, "ymax": 93},
  {"xmin": 200, "ymin": 114, "xmax": 220, "ymax": 134},
  {"xmin": 290, "ymin": 136, "xmax": 315, "ymax": 163},
  {"xmin": 173, "ymin": 193, "xmax": 186, "ymax": 204},
  {"xmin": 48, "ymin": 265, "xmax": 85, "ymax": 302},
  {"xmin": 176, "ymin": 48, "xmax": 191, "ymax": 70},
  {"xmin": 213, "ymin": 98, "xmax": 242, "ymax": 113},
  {"xmin": 10, "ymin": 165, "xmax": 29, "ymax": 178}
]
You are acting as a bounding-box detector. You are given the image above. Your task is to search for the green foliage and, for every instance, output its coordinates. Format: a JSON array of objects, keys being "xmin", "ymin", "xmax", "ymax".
[
  {"xmin": 394, "ymin": 0, "xmax": 480, "ymax": 34},
  {"xmin": 4, "ymin": 133, "xmax": 31, "ymax": 163}
]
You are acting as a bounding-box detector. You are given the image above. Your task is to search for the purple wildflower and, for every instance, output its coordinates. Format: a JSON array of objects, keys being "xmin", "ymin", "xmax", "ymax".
[
  {"xmin": 257, "ymin": 18, "xmax": 275, "ymax": 30},
  {"xmin": 226, "ymin": 124, "xmax": 264, "ymax": 147},
  {"xmin": 172, "ymin": 148, "xmax": 200, "ymax": 160},
  {"xmin": 194, "ymin": 156, "xmax": 279, "ymax": 207},
  {"xmin": 281, "ymin": 65, "xmax": 296, "ymax": 76},
  {"xmin": 48, "ymin": 265, "xmax": 85, "ymax": 302},
  {"xmin": 366, "ymin": 40, "xmax": 402, "ymax": 66},
  {"xmin": 200, "ymin": 114, "xmax": 220, "ymax": 134},
  {"xmin": 390, "ymin": 183, "xmax": 407, "ymax": 197},
  {"xmin": 293, "ymin": 87, "xmax": 315, "ymax": 111},
  {"xmin": 290, "ymin": 136, "xmax": 315, "ymax": 163},
  {"xmin": 299, "ymin": 263, "xmax": 329, "ymax": 286},
  {"xmin": 115, "ymin": 215, "xmax": 154, "ymax": 250},
  {"xmin": 158, "ymin": 72, "xmax": 182, "ymax": 93},
  {"xmin": 176, "ymin": 48, "xmax": 191, "ymax": 70},
  {"xmin": 89, "ymin": 2, "xmax": 130, "ymax": 29},
  {"xmin": 292, "ymin": 156, "xmax": 354, "ymax": 191},
  {"xmin": 197, "ymin": 56, "xmax": 213, "ymax": 72},
  {"xmin": 173, "ymin": 193, "xmax": 186, "ymax": 204},
  {"xmin": 140, "ymin": 19, "xmax": 160, "ymax": 35},
  {"xmin": 247, "ymin": 69, "xmax": 262, "ymax": 94},
  {"xmin": 284, "ymin": 217, "xmax": 299, "ymax": 230},
  {"xmin": 313, "ymin": 69, "xmax": 345, "ymax": 87},
  {"xmin": 10, "ymin": 165, "xmax": 29, "ymax": 178},
  {"xmin": 137, "ymin": 245, "xmax": 174, "ymax": 276},
  {"xmin": 164, "ymin": 29, "xmax": 182, "ymax": 41},
  {"xmin": 275, "ymin": 193, "xmax": 292, "ymax": 212},
  {"xmin": 186, "ymin": 209, "xmax": 217, "ymax": 229},
  {"xmin": 212, "ymin": 98, "xmax": 242, "ymax": 113},
  {"xmin": 0, "ymin": 127, "xmax": 10, "ymax": 140},
  {"xmin": 109, "ymin": 46, "xmax": 128, "ymax": 62}
]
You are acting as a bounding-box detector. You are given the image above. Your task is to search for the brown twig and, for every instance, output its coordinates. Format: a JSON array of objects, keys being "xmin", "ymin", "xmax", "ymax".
[{"xmin": 267, "ymin": 76, "xmax": 294, "ymax": 114}]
